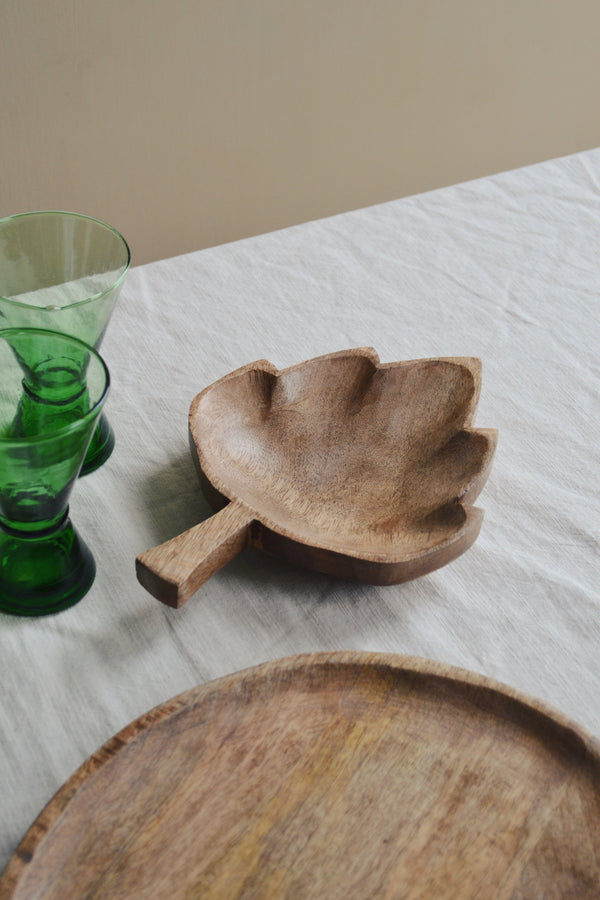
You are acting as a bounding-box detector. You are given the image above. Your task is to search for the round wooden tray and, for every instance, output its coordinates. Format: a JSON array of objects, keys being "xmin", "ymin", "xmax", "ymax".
[{"xmin": 2, "ymin": 652, "xmax": 600, "ymax": 898}]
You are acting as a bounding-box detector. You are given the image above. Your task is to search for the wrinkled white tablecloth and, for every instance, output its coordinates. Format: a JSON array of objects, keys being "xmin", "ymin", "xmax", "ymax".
[{"xmin": 1, "ymin": 149, "xmax": 599, "ymax": 870}]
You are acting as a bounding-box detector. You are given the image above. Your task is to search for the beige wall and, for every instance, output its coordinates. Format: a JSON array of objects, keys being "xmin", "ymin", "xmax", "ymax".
[{"xmin": 2, "ymin": 1, "xmax": 600, "ymax": 265}]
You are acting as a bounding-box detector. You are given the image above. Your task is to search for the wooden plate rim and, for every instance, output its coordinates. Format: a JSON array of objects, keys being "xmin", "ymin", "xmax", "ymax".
[{"xmin": 2, "ymin": 650, "xmax": 598, "ymax": 896}]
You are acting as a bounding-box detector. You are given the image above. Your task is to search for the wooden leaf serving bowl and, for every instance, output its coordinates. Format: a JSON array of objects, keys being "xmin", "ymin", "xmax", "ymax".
[{"xmin": 136, "ymin": 348, "xmax": 497, "ymax": 606}]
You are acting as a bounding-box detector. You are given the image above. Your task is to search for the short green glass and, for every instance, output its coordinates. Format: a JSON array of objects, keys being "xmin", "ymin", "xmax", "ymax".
[
  {"xmin": 0, "ymin": 211, "xmax": 130, "ymax": 474},
  {"xmin": 0, "ymin": 328, "xmax": 110, "ymax": 616}
]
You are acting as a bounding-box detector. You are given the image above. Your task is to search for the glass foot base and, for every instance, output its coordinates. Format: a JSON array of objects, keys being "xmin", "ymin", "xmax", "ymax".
[
  {"xmin": 80, "ymin": 411, "xmax": 115, "ymax": 476},
  {"xmin": 0, "ymin": 518, "xmax": 95, "ymax": 616}
]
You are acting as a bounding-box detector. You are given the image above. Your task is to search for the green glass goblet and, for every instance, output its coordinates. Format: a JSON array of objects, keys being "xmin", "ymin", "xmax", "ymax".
[
  {"xmin": 0, "ymin": 210, "xmax": 130, "ymax": 475},
  {"xmin": 0, "ymin": 328, "xmax": 110, "ymax": 616}
]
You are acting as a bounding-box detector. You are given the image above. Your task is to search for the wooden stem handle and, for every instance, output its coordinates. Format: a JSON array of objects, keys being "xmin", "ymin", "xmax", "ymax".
[{"xmin": 135, "ymin": 499, "xmax": 255, "ymax": 608}]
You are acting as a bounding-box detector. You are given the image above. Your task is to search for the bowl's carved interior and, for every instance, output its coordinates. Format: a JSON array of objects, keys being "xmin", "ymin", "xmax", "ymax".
[{"xmin": 193, "ymin": 353, "xmax": 495, "ymax": 556}]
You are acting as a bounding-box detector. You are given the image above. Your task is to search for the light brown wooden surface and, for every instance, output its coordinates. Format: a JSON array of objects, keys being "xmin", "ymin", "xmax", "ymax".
[
  {"xmin": 136, "ymin": 349, "xmax": 497, "ymax": 606},
  {"xmin": 2, "ymin": 651, "xmax": 599, "ymax": 899}
]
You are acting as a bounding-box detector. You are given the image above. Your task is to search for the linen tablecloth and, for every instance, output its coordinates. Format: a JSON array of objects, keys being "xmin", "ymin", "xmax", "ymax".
[{"xmin": 1, "ymin": 149, "xmax": 599, "ymax": 869}]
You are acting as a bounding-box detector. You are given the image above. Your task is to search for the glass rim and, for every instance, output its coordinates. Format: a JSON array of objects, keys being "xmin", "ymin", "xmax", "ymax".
[
  {"xmin": 0, "ymin": 210, "xmax": 131, "ymax": 310},
  {"xmin": 0, "ymin": 327, "xmax": 111, "ymax": 446}
]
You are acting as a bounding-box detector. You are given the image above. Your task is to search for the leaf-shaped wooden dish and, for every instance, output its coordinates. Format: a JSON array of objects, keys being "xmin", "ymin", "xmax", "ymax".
[
  {"xmin": 2, "ymin": 652, "xmax": 600, "ymax": 899},
  {"xmin": 136, "ymin": 348, "xmax": 497, "ymax": 607}
]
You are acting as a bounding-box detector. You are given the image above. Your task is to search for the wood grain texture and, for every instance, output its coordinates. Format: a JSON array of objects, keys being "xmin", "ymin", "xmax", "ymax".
[
  {"xmin": 2, "ymin": 652, "xmax": 599, "ymax": 899},
  {"xmin": 136, "ymin": 349, "xmax": 497, "ymax": 605},
  {"xmin": 136, "ymin": 499, "xmax": 256, "ymax": 608}
]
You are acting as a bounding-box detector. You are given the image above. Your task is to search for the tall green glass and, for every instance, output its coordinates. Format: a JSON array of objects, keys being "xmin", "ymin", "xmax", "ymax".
[
  {"xmin": 0, "ymin": 328, "xmax": 110, "ymax": 616},
  {"xmin": 0, "ymin": 211, "xmax": 130, "ymax": 474}
]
